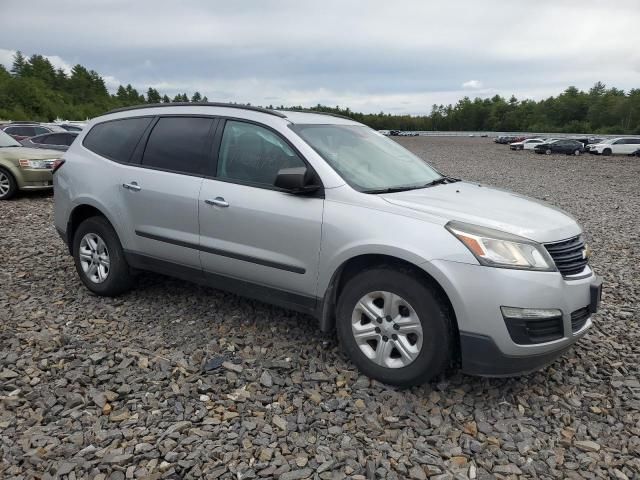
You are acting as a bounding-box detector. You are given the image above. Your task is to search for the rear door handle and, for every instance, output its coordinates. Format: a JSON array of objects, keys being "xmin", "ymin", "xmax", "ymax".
[
  {"xmin": 123, "ymin": 182, "xmax": 141, "ymax": 192},
  {"xmin": 205, "ymin": 197, "xmax": 229, "ymax": 207}
]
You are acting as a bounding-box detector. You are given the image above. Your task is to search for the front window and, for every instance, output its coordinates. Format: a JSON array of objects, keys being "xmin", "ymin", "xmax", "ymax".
[
  {"xmin": 0, "ymin": 130, "xmax": 21, "ymax": 147},
  {"xmin": 291, "ymin": 124, "xmax": 442, "ymax": 192}
]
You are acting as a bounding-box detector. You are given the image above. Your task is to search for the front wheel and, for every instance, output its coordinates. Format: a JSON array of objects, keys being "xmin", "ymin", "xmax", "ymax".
[
  {"xmin": 336, "ymin": 266, "xmax": 452, "ymax": 386},
  {"xmin": 0, "ymin": 168, "xmax": 18, "ymax": 200},
  {"xmin": 545, "ymin": 149, "xmax": 552, "ymax": 155},
  {"xmin": 72, "ymin": 216, "xmax": 134, "ymax": 296},
  {"xmin": 602, "ymin": 148, "xmax": 612, "ymax": 156},
  {"xmin": 574, "ymin": 149, "xmax": 581, "ymax": 156}
]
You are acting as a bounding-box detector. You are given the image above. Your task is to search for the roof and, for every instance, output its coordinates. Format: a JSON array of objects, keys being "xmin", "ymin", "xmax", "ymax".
[{"xmin": 104, "ymin": 102, "xmax": 361, "ymax": 125}]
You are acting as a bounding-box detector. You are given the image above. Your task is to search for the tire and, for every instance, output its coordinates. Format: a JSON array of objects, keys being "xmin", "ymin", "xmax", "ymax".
[
  {"xmin": 602, "ymin": 148, "xmax": 612, "ymax": 156},
  {"xmin": 336, "ymin": 266, "xmax": 452, "ymax": 386},
  {"xmin": 574, "ymin": 149, "xmax": 581, "ymax": 156},
  {"xmin": 545, "ymin": 149, "xmax": 552, "ymax": 155},
  {"xmin": 72, "ymin": 216, "xmax": 134, "ymax": 296},
  {"xmin": 0, "ymin": 167, "xmax": 18, "ymax": 200}
]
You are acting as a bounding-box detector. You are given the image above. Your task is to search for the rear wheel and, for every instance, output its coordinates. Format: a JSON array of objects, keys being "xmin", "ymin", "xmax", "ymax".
[
  {"xmin": 72, "ymin": 216, "xmax": 134, "ymax": 296},
  {"xmin": 336, "ymin": 266, "xmax": 452, "ymax": 386},
  {"xmin": 0, "ymin": 168, "xmax": 17, "ymax": 200},
  {"xmin": 602, "ymin": 148, "xmax": 612, "ymax": 156}
]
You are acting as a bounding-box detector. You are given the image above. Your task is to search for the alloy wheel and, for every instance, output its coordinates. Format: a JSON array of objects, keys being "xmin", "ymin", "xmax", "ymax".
[
  {"xmin": 0, "ymin": 171, "xmax": 10, "ymax": 197},
  {"xmin": 79, "ymin": 233, "xmax": 110, "ymax": 283},
  {"xmin": 351, "ymin": 291, "xmax": 423, "ymax": 368}
]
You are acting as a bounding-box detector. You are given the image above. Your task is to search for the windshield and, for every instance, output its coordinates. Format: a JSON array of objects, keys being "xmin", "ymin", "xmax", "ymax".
[
  {"xmin": 0, "ymin": 129, "xmax": 21, "ymax": 147},
  {"xmin": 600, "ymin": 138, "xmax": 616, "ymax": 144},
  {"xmin": 291, "ymin": 124, "xmax": 442, "ymax": 192}
]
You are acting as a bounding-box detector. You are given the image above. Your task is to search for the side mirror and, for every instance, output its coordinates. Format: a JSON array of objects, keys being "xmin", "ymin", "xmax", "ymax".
[{"xmin": 274, "ymin": 167, "xmax": 320, "ymax": 194}]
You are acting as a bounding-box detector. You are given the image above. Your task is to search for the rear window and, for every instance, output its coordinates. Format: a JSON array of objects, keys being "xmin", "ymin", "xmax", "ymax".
[
  {"xmin": 5, "ymin": 126, "xmax": 35, "ymax": 136},
  {"xmin": 83, "ymin": 117, "xmax": 152, "ymax": 163},
  {"xmin": 141, "ymin": 117, "xmax": 214, "ymax": 175}
]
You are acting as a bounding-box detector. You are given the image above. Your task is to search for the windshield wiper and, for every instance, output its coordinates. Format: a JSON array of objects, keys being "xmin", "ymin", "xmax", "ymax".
[
  {"xmin": 362, "ymin": 185, "xmax": 421, "ymax": 194},
  {"xmin": 363, "ymin": 176, "xmax": 461, "ymax": 194},
  {"xmin": 421, "ymin": 176, "xmax": 460, "ymax": 187}
]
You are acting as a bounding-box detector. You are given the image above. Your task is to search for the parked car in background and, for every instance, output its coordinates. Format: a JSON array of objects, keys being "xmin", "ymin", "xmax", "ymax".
[
  {"xmin": 57, "ymin": 123, "xmax": 86, "ymax": 132},
  {"xmin": 1, "ymin": 123, "xmax": 59, "ymax": 141},
  {"xmin": 53, "ymin": 102, "xmax": 601, "ymax": 386},
  {"xmin": 571, "ymin": 137, "xmax": 603, "ymax": 149},
  {"xmin": 509, "ymin": 138, "xmax": 545, "ymax": 150},
  {"xmin": 20, "ymin": 132, "xmax": 79, "ymax": 151},
  {"xmin": 0, "ymin": 129, "xmax": 61, "ymax": 200},
  {"xmin": 494, "ymin": 135, "xmax": 517, "ymax": 144},
  {"xmin": 630, "ymin": 148, "xmax": 640, "ymax": 157},
  {"xmin": 588, "ymin": 137, "xmax": 640, "ymax": 155},
  {"xmin": 534, "ymin": 139, "xmax": 585, "ymax": 155}
]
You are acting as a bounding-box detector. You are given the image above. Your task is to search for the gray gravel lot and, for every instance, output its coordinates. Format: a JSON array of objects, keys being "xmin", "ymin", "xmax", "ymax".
[{"xmin": 1, "ymin": 137, "xmax": 639, "ymax": 479}]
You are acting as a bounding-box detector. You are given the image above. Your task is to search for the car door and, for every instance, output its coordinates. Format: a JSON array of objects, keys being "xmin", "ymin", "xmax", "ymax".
[
  {"xmin": 611, "ymin": 139, "xmax": 625, "ymax": 154},
  {"xmin": 622, "ymin": 138, "xmax": 640, "ymax": 154},
  {"xmin": 117, "ymin": 116, "xmax": 216, "ymax": 268},
  {"xmin": 198, "ymin": 119, "xmax": 324, "ymax": 308}
]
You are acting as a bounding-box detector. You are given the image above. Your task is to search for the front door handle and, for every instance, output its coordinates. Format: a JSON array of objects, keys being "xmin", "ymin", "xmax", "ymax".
[
  {"xmin": 205, "ymin": 197, "xmax": 229, "ymax": 207},
  {"xmin": 123, "ymin": 182, "xmax": 141, "ymax": 192}
]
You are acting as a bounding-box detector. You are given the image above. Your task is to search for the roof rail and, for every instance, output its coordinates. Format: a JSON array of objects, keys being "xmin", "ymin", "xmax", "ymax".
[
  {"xmin": 106, "ymin": 102, "xmax": 287, "ymax": 118},
  {"xmin": 283, "ymin": 109, "xmax": 355, "ymax": 121}
]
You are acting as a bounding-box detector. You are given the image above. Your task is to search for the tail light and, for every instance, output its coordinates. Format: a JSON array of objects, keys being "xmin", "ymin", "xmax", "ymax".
[{"xmin": 52, "ymin": 159, "xmax": 65, "ymax": 174}]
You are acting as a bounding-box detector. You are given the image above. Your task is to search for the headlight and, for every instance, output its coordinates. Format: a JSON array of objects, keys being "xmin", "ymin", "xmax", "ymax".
[
  {"xmin": 19, "ymin": 159, "xmax": 53, "ymax": 169},
  {"xmin": 446, "ymin": 221, "xmax": 556, "ymax": 271}
]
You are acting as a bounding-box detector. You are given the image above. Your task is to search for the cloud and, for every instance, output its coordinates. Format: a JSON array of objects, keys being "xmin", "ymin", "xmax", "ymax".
[
  {"xmin": 0, "ymin": 0, "xmax": 639, "ymax": 114},
  {"xmin": 0, "ymin": 48, "xmax": 73, "ymax": 73},
  {"xmin": 462, "ymin": 80, "xmax": 483, "ymax": 89}
]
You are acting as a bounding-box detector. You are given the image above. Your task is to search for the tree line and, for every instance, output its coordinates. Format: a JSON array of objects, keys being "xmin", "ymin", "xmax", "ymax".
[{"xmin": 1, "ymin": 51, "xmax": 639, "ymax": 134}]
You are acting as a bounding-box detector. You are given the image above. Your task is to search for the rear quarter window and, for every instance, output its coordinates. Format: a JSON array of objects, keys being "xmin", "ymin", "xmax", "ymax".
[{"xmin": 83, "ymin": 117, "xmax": 152, "ymax": 163}]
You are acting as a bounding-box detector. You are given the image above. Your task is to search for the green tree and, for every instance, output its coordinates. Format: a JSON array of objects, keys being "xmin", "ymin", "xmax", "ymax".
[
  {"xmin": 11, "ymin": 51, "xmax": 27, "ymax": 76},
  {"xmin": 146, "ymin": 87, "xmax": 161, "ymax": 103}
]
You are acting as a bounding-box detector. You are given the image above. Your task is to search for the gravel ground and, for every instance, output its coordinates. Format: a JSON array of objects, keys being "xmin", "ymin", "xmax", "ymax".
[{"xmin": 1, "ymin": 137, "xmax": 639, "ymax": 480}]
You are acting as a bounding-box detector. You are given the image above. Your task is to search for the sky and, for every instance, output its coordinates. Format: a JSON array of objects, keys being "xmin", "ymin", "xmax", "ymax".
[{"xmin": 1, "ymin": 0, "xmax": 639, "ymax": 115}]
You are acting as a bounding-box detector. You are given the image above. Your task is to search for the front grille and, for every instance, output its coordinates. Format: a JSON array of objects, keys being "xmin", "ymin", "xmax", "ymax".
[
  {"xmin": 545, "ymin": 235, "xmax": 588, "ymax": 276},
  {"xmin": 504, "ymin": 316, "xmax": 564, "ymax": 345},
  {"xmin": 571, "ymin": 307, "xmax": 590, "ymax": 332}
]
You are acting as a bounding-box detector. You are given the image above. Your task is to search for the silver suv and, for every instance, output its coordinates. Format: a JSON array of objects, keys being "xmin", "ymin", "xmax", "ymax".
[{"xmin": 53, "ymin": 103, "xmax": 602, "ymax": 386}]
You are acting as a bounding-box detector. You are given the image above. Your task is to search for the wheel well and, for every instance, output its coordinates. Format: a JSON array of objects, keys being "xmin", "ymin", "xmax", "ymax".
[
  {"xmin": 320, "ymin": 254, "xmax": 460, "ymax": 358},
  {"xmin": 66, "ymin": 205, "xmax": 106, "ymax": 254}
]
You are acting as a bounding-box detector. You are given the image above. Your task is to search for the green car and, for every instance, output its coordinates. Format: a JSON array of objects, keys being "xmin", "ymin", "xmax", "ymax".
[{"xmin": 0, "ymin": 129, "xmax": 61, "ymax": 200}]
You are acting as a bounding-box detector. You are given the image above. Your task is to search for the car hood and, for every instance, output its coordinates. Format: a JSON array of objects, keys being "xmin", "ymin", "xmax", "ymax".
[
  {"xmin": 0, "ymin": 146, "xmax": 61, "ymax": 160},
  {"xmin": 382, "ymin": 181, "xmax": 581, "ymax": 243}
]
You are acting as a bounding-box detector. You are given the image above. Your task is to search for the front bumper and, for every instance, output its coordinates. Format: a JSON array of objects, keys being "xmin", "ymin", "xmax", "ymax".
[
  {"xmin": 17, "ymin": 168, "xmax": 54, "ymax": 190},
  {"xmin": 427, "ymin": 259, "xmax": 601, "ymax": 376}
]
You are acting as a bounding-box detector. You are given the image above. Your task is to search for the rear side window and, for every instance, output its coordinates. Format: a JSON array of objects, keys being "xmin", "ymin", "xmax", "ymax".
[
  {"xmin": 141, "ymin": 117, "xmax": 214, "ymax": 175},
  {"xmin": 62, "ymin": 133, "xmax": 77, "ymax": 146},
  {"xmin": 31, "ymin": 134, "xmax": 48, "ymax": 144},
  {"xmin": 84, "ymin": 117, "xmax": 152, "ymax": 163},
  {"xmin": 46, "ymin": 133, "xmax": 73, "ymax": 146}
]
